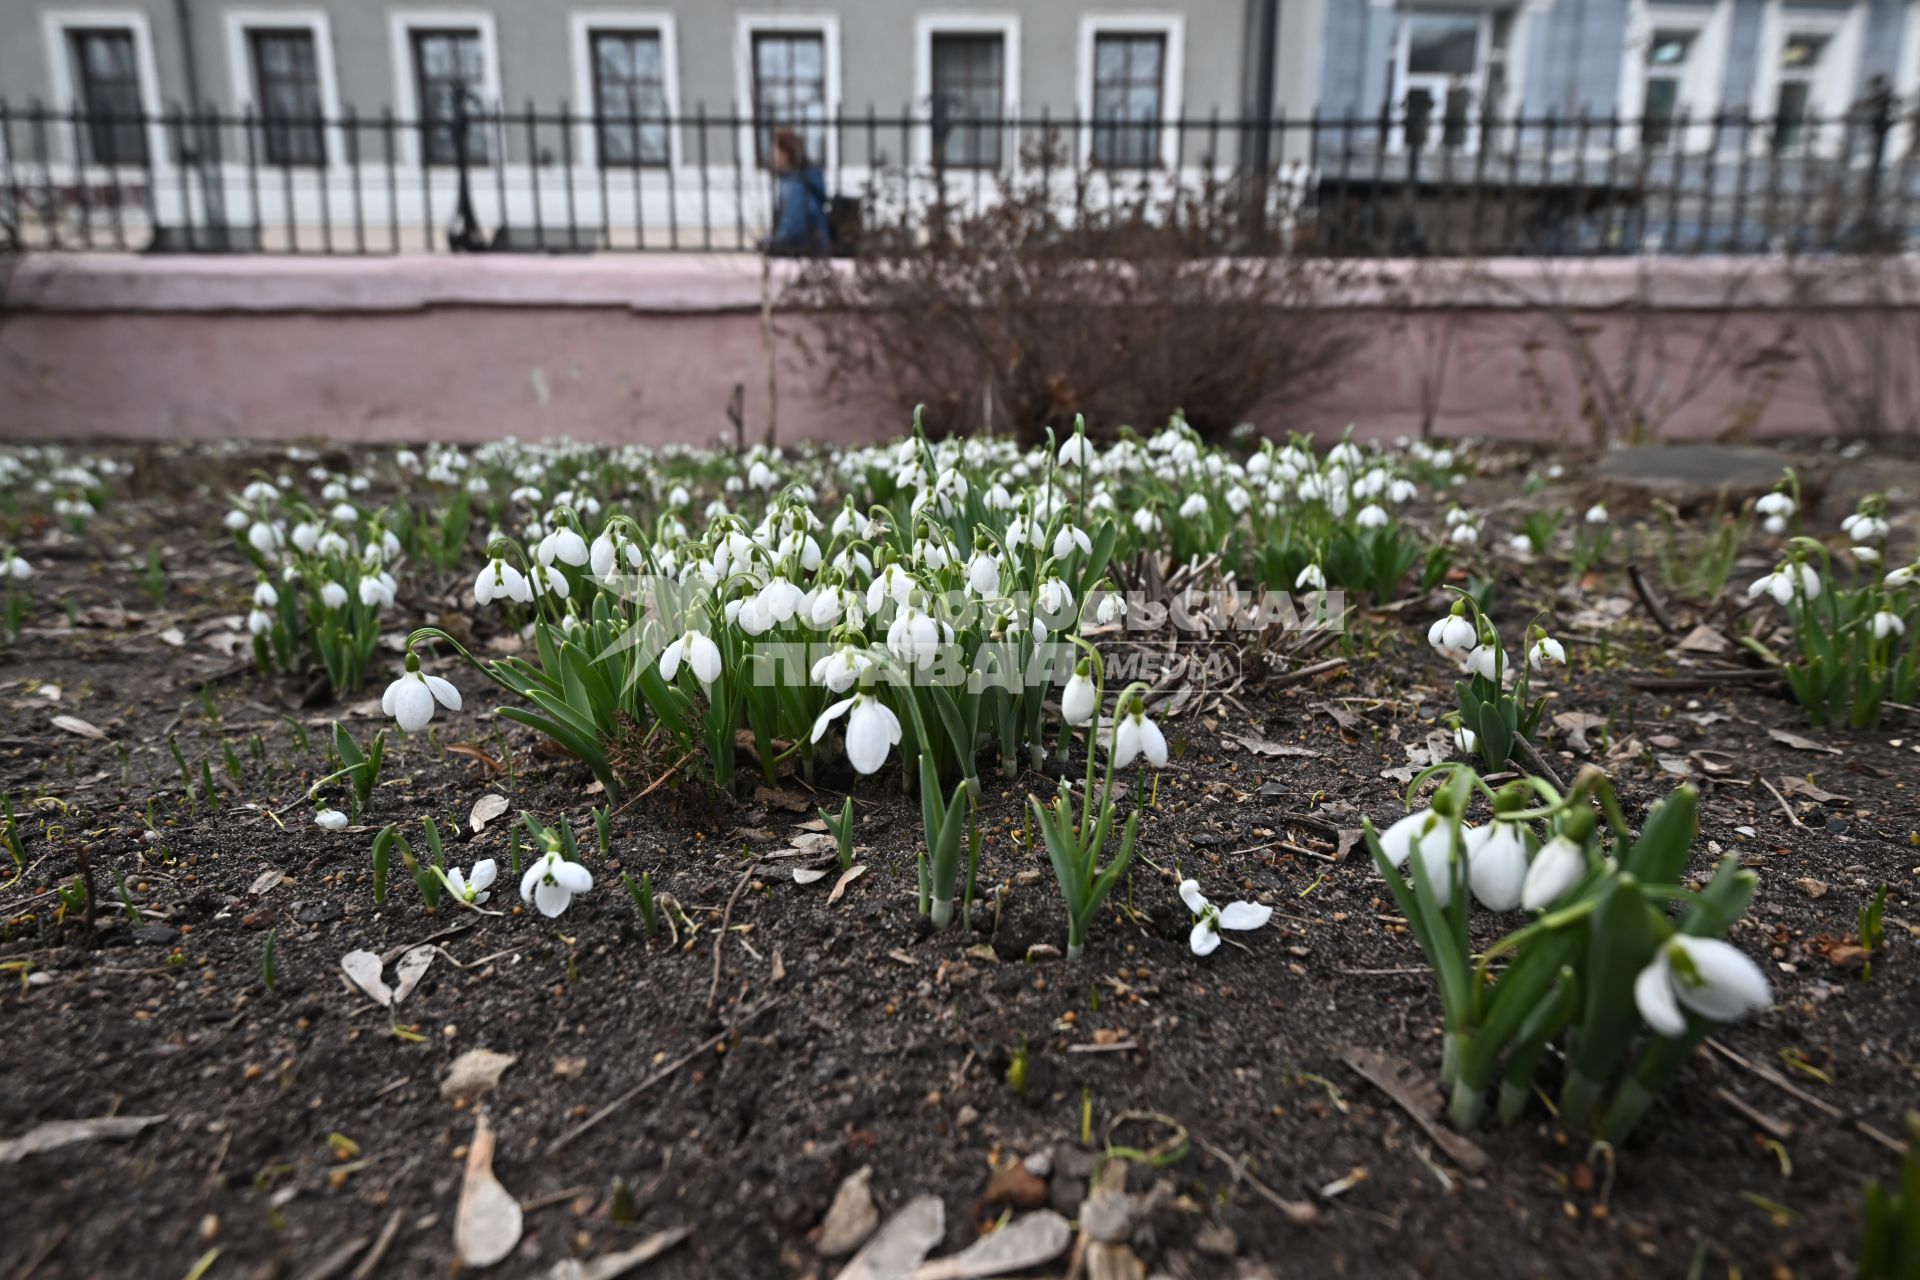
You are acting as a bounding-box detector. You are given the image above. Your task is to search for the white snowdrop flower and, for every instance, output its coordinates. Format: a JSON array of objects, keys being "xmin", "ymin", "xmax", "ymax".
[
  {"xmin": 474, "ymin": 558, "xmax": 532, "ymax": 606},
  {"xmin": 318, "ymin": 581, "xmax": 349, "ymax": 609},
  {"xmin": 1464, "ymin": 819, "xmax": 1529, "ymax": 911},
  {"xmin": 1854, "ymin": 546, "xmax": 1881, "ymax": 565},
  {"xmin": 538, "ymin": 526, "xmax": 590, "ymax": 568},
  {"xmin": 1052, "ymin": 524, "xmax": 1093, "ymax": 559},
  {"xmin": 1755, "ymin": 491, "xmax": 1796, "ymax": 519},
  {"xmin": 1061, "ymin": 664, "xmax": 1097, "ymax": 726},
  {"xmin": 246, "ymin": 609, "xmax": 272, "ymax": 636},
  {"xmin": 223, "ymin": 509, "xmax": 250, "ymax": 532},
  {"xmin": 314, "ymin": 808, "xmax": 348, "ymax": 831},
  {"xmin": 1178, "ymin": 493, "xmax": 1209, "ymax": 521},
  {"xmin": 1872, "ymin": 610, "xmax": 1906, "ymax": 640},
  {"xmin": 1356, "ymin": 503, "xmax": 1389, "ymax": 528},
  {"xmin": 1466, "ymin": 643, "xmax": 1505, "ymax": 681},
  {"xmin": 1109, "ymin": 699, "xmax": 1168, "ymax": 770},
  {"xmin": 1296, "ymin": 563, "xmax": 1326, "ymax": 591},
  {"xmin": 1058, "ymin": 432, "xmax": 1095, "ymax": 468},
  {"xmin": 965, "ymin": 550, "xmax": 1002, "ymax": 598},
  {"xmin": 1763, "ymin": 515, "xmax": 1787, "ymax": 536},
  {"xmin": 1529, "ymin": 636, "xmax": 1566, "ymax": 671},
  {"xmin": 316, "ymin": 531, "xmax": 349, "ymax": 558},
  {"xmin": 660, "ymin": 629, "xmax": 722, "ymax": 684},
  {"xmin": 241, "ymin": 480, "xmax": 279, "ymax": 504},
  {"xmin": 1522, "ymin": 835, "xmax": 1586, "ymax": 912},
  {"xmin": 247, "ymin": 521, "xmax": 282, "ymax": 555},
  {"xmin": 1131, "ymin": 507, "xmax": 1162, "ymax": 536},
  {"xmin": 1389, "ymin": 478, "xmax": 1418, "ymax": 504},
  {"xmin": 446, "ymin": 859, "xmax": 497, "ymax": 905},
  {"xmin": 1428, "ymin": 611, "xmax": 1477, "ymax": 656},
  {"xmin": 290, "ymin": 521, "xmax": 321, "ymax": 554},
  {"xmin": 1180, "ymin": 879, "xmax": 1273, "ymax": 956},
  {"xmin": 1096, "ymin": 591, "xmax": 1127, "ymax": 625},
  {"xmin": 520, "ymin": 849, "xmax": 593, "ymax": 918},
  {"xmin": 329, "ymin": 502, "xmax": 358, "ymax": 524},
  {"xmin": 358, "ymin": 574, "xmax": 395, "ymax": 609},
  {"xmin": 1584, "ymin": 503, "xmax": 1610, "ymax": 525},
  {"xmin": 810, "ymin": 690, "xmax": 902, "ymax": 774},
  {"xmin": 1450, "ymin": 523, "xmax": 1480, "ymax": 546},
  {"xmin": 382, "ymin": 662, "xmax": 461, "ymax": 733},
  {"xmin": 1841, "ymin": 512, "xmax": 1889, "ymax": 542},
  {"xmin": 757, "ymin": 574, "xmax": 803, "ymax": 624},
  {"xmin": 1887, "ymin": 564, "xmax": 1918, "ymax": 589},
  {"xmin": 1037, "ymin": 577, "xmax": 1074, "ymax": 617},
  {"xmin": 1453, "ymin": 724, "xmax": 1478, "ymax": 756},
  {"xmin": 667, "ymin": 484, "xmax": 691, "ymax": 508},
  {"xmin": 811, "ymin": 645, "xmax": 875, "ymax": 693},
  {"xmin": 530, "ymin": 563, "xmax": 570, "ymax": 600},
  {"xmin": 1378, "ymin": 808, "xmax": 1459, "ymax": 909},
  {"xmin": 748, "ymin": 460, "xmax": 778, "ymax": 490},
  {"xmin": 886, "ymin": 602, "xmax": 952, "ymax": 667},
  {"xmin": 1633, "ymin": 936, "xmax": 1772, "ymax": 1038}
]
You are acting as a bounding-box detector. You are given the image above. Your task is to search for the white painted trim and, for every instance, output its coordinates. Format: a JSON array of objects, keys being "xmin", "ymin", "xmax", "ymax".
[
  {"xmin": 388, "ymin": 8, "xmax": 503, "ymax": 168},
  {"xmin": 734, "ymin": 12, "xmax": 842, "ymax": 170},
  {"xmin": 223, "ymin": 8, "xmax": 345, "ymax": 166},
  {"xmin": 1388, "ymin": 9, "xmax": 1493, "ymax": 154},
  {"xmin": 40, "ymin": 7, "xmax": 170, "ymax": 171},
  {"xmin": 1748, "ymin": 0, "xmax": 1865, "ymax": 154},
  {"xmin": 1616, "ymin": 0, "xmax": 1734, "ymax": 152},
  {"xmin": 1895, "ymin": 0, "xmax": 1920, "ymax": 152},
  {"xmin": 567, "ymin": 10, "xmax": 683, "ymax": 170},
  {"xmin": 1075, "ymin": 12, "xmax": 1186, "ymax": 169},
  {"xmin": 911, "ymin": 12, "xmax": 1021, "ymax": 168}
]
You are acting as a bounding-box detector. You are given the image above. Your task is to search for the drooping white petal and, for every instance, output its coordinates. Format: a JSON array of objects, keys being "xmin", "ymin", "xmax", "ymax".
[
  {"xmin": 551, "ymin": 860, "xmax": 594, "ymax": 895},
  {"xmin": 468, "ymin": 859, "xmax": 498, "ymax": 892},
  {"xmin": 533, "ymin": 879, "xmax": 572, "ymax": 917},
  {"xmin": 810, "ymin": 695, "xmax": 856, "ymax": 744},
  {"xmin": 424, "ymin": 674, "xmax": 461, "ymax": 711},
  {"xmin": 392, "ymin": 676, "xmax": 436, "ymax": 732},
  {"xmin": 1190, "ymin": 919, "xmax": 1222, "ymax": 956},
  {"xmin": 1669, "ymin": 936, "xmax": 1772, "ymax": 1023},
  {"xmin": 1521, "ymin": 836, "xmax": 1585, "ymax": 911},
  {"xmin": 1179, "ymin": 879, "xmax": 1208, "ymax": 915},
  {"xmin": 1467, "ymin": 823, "xmax": 1528, "ymax": 912},
  {"xmin": 660, "ymin": 635, "xmax": 686, "ymax": 680},
  {"xmin": 1635, "ymin": 952, "xmax": 1688, "ymax": 1038},
  {"xmin": 1218, "ymin": 901, "xmax": 1272, "ymax": 931}
]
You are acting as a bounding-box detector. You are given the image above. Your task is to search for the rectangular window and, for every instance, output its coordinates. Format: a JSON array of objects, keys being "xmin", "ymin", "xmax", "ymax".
[
  {"xmin": 752, "ymin": 31, "xmax": 827, "ymax": 167},
  {"xmin": 249, "ymin": 29, "xmax": 326, "ymax": 166},
  {"xmin": 1640, "ymin": 28, "xmax": 1695, "ymax": 147},
  {"xmin": 590, "ymin": 30, "xmax": 670, "ymax": 166},
  {"xmin": 411, "ymin": 28, "xmax": 489, "ymax": 165},
  {"xmin": 1772, "ymin": 31, "xmax": 1828, "ymax": 151},
  {"xmin": 930, "ymin": 33, "xmax": 1003, "ymax": 168},
  {"xmin": 1090, "ymin": 32, "xmax": 1165, "ymax": 167},
  {"xmin": 68, "ymin": 28, "xmax": 147, "ymax": 166}
]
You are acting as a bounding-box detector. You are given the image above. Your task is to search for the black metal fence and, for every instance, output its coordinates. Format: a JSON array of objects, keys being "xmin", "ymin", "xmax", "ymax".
[{"xmin": 4, "ymin": 97, "xmax": 1918, "ymax": 258}]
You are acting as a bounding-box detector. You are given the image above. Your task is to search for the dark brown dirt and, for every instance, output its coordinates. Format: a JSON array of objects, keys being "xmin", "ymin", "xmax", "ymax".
[{"xmin": 1, "ymin": 448, "xmax": 1915, "ymax": 1280}]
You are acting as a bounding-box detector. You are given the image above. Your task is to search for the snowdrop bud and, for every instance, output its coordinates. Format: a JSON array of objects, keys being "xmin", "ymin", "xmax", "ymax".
[
  {"xmin": 314, "ymin": 808, "xmax": 348, "ymax": 831},
  {"xmin": 319, "ymin": 581, "xmax": 349, "ymax": 609},
  {"xmin": 1872, "ymin": 610, "xmax": 1906, "ymax": 640},
  {"xmin": 1296, "ymin": 563, "xmax": 1326, "ymax": 591},
  {"xmin": 1061, "ymin": 662, "xmax": 1096, "ymax": 726},
  {"xmin": 1584, "ymin": 503, "xmax": 1609, "ymax": 525}
]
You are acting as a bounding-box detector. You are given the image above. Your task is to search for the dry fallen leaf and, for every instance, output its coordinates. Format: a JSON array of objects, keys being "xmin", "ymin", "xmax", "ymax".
[
  {"xmin": 391, "ymin": 947, "xmax": 435, "ymax": 1004},
  {"xmin": 905, "ymin": 1211, "xmax": 1072, "ymax": 1280},
  {"xmin": 827, "ymin": 864, "xmax": 866, "ymax": 905},
  {"xmin": 340, "ymin": 950, "xmax": 393, "ymax": 1007},
  {"xmin": 544, "ymin": 1226, "xmax": 691, "ymax": 1280},
  {"xmin": 442, "ymin": 1049, "xmax": 518, "ymax": 1105},
  {"xmin": 454, "ymin": 1113, "xmax": 523, "ymax": 1269},
  {"xmin": 793, "ymin": 867, "xmax": 831, "ymax": 885},
  {"xmin": 834, "ymin": 1196, "xmax": 944, "ymax": 1280},
  {"xmin": 1768, "ymin": 728, "xmax": 1842, "ymax": 756},
  {"xmin": 1553, "ymin": 711, "xmax": 1609, "ymax": 755},
  {"xmin": 0, "ymin": 1115, "xmax": 167, "ymax": 1164},
  {"xmin": 50, "ymin": 714, "xmax": 106, "ymax": 741},
  {"xmin": 469, "ymin": 793, "xmax": 510, "ymax": 834}
]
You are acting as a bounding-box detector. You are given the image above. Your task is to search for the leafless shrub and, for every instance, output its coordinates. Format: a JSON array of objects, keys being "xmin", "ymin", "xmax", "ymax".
[
  {"xmin": 786, "ymin": 148, "xmax": 1362, "ymax": 442},
  {"xmin": 1780, "ymin": 252, "xmax": 1920, "ymax": 442}
]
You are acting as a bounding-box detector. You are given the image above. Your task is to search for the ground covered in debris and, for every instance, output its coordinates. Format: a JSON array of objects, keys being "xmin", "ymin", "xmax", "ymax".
[{"xmin": 1, "ymin": 442, "xmax": 1915, "ymax": 1280}]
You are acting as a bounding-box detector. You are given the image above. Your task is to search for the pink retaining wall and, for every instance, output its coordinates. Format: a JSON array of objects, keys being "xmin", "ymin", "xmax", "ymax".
[{"xmin": 3, "ymin": 254, "xmax": 1916, "ymax": 445}]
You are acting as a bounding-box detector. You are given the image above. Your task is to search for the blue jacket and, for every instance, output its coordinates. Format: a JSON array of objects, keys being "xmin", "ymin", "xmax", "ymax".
[{"xmin": 770, "ymin": 166, "xmax": 830, "ymax": 255}]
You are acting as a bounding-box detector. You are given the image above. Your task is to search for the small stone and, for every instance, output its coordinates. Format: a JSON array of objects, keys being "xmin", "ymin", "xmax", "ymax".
[
  {"xmin": 1025, "ymin": 944, "xmax": 1061, "ymax": 963},
  {"xmin": 815, "ymin": 1166, "xmax": 880, "ymax": 1259},
  {"xmin": 440, "ymin": 1049, "xmax": 517, "ymax": 1105},
  {"xmin": 292, "ymin": 899, "xmax": 343, "ymax": 924},
  {"xmin": 955, "ymin": 1104, "xmax": 979, "ymax": 1128},
  {"xmin": 1195, "ymin": 1221, "xmax": 1238, "ymax": 1257},
  {"xmin": 1795, "ymin": 878, "xmax": 1829, "ymax": 900},
  {"xmin": 1014, "ymin": 869, "xmax": 1043, "ymax": 886},
  {"xmin": 1078, "ymin": 1188, "xmax": 1132, "ymax": 1243},
  {"xmin": 132, "ymin": 925, "xmax": 181, "ymax": 945},
  {"xmin": 1023, "ymin": 1151, "xmax": 1052, "ymax": 1179}
]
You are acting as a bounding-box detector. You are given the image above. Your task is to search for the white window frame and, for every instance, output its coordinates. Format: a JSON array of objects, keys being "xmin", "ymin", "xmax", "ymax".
[
  {"xmin": 1076, "ymin": 13, "xmax": 1186, "ymax": 170},
  {"xmin": 1894, "ymin": 0, "xmax": 1920, "ymax": 153},
  {"xmin": 1749, "ymin": 0, "xmax": 1865, "ymax": 154},
  {"xmin": 388, "ymin": 8, "xmax": 503, "ymax": 168},
  {"xmin": 41, "ymin": 7, "xmax": 170, "ymax": 171},
  {"xmin": 1617, "ymin": 0, "xmax": 1733, "ymax": 153},
  {"xmin": 1389, "ymin": 7, "xmax": 1493, "ymax": 154},
  {"xmin": 568, "ymin": 10, "xmax": 683, "ymax": 170},
  {"xmin": 913, "ymin": 13, "xmax": 1021, "ymax": 169},
  {"xmin": 734, "ymin": 12, "xmax": 842, "ymax": 172},
  {"xmin": 224, "ymin": 8, "xmax": 346, "ymax": 166}
]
